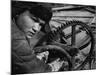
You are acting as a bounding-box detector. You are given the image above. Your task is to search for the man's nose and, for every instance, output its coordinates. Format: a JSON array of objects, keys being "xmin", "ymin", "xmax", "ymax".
[{"xmin": 33, "ymin": 23, "xmax": 41, "ymax": 32}]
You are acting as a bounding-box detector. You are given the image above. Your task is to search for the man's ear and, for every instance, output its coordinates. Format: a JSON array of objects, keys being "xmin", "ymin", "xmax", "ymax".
[{"xmin": 45, "ymin": 24, "xmax": 51, "ymax": 33}]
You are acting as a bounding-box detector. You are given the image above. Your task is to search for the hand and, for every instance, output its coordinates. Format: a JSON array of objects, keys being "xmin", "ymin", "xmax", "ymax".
[
  {"xmin": 48, "ymin": 58, "xmax": 64, "ymax": 71},
  {"xmin": 36, "ymin": 51, "xmax": 49, "ymax": 63}
]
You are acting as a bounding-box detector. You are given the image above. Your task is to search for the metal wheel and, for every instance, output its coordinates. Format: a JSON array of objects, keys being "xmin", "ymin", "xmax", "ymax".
[{"xmin": 50, "ymin": 20, "xmax": 95, "ymax": 70}]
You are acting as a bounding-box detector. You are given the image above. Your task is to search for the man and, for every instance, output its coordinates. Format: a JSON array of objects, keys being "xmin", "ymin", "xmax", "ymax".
[{"xmin": 12, "ymin": 4, "xmax": 64, "ymax": 74}]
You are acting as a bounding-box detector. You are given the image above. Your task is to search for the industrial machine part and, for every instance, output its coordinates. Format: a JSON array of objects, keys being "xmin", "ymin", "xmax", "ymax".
[{"xmin": 34, "ymin": 20, "xmax": 95, "ymax": 71}]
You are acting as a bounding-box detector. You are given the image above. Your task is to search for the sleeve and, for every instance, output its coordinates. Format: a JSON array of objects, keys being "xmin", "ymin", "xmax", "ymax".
[
  {"xmin": 11, "ymin": 19, "xmax": 52, "ymax": 74},
  {"xmin": 11, "ymin": 39, "xmax": 52, "ymax": 74}
]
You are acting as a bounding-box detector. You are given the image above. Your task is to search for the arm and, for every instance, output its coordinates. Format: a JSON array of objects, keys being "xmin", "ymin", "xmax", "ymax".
[{"xmin": 11, "ymin": 20, "xmax": 52, "ymax": 74}]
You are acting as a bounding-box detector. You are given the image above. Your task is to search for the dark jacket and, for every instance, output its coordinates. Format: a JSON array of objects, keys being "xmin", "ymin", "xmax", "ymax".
[{"xmin": 11, "ymin": 19, "xmax": 51, "ymax": 74}]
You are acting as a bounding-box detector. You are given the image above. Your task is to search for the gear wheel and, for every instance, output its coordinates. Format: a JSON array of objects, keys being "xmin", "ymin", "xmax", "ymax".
[{"xmin": 47, "ymin": 20, "xmax": 95, "ymax": 70}]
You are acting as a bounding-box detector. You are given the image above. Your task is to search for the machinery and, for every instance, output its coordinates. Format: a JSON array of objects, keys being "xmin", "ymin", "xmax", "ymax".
[
  {"xmin": 34, "ymin": 20, "xmax": 95, "ymax": 71},
  {"xmin": 12, "ymin": 1, "xmax": 96, "ymax": 72}
]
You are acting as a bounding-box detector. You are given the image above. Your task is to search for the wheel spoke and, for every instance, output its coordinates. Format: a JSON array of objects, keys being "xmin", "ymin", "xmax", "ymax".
[
  {"xmin": 71, "ymin": 25, "xmax": 76, "ymax": 46},
  {"xmin": 77, "ymin": 35, "xmax": 91, "ymax": 50}
]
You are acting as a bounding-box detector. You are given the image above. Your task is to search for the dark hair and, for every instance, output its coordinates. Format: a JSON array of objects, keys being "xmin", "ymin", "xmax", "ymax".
[{"xmin": 29, "ymin": 5, "xmax": 52, "ymax": 23}]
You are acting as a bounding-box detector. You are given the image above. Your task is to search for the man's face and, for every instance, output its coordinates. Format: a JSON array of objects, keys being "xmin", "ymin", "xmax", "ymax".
[
  {"xmin": 27, "ymin": 16, "xmax": 45, "ymax": 38},
  {"xmin": 19, "ymin": 11, "xmax": 46, "ymax": 38}
]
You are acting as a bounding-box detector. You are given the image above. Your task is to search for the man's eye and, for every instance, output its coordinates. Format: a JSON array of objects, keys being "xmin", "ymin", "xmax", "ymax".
[
  {"xmin": 31, "ymin": 17, "xmax": 39, "ymax": 22},
  {"xmin": 34, "ymin": 19, "xmax": 39, "ymax": 22}
]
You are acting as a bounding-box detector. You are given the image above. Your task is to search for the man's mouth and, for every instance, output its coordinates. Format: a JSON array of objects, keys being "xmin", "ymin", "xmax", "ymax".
[{"xmin": 27, "ymin": 31, "xmax": 36, "ymax": 38}]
